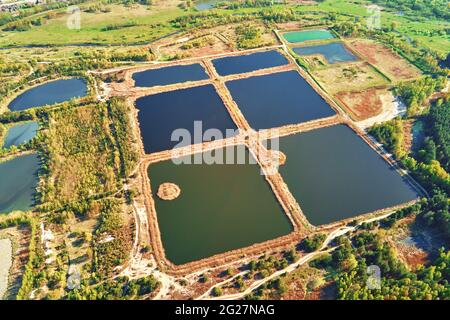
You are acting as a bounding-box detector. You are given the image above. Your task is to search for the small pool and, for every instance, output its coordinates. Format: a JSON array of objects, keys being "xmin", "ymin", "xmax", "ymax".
[
  {"xmin": 412, "ymin": 120, "xmax": 425, "ymax": 150},
  {"xmin": 212, "ymin": 50, "xmax": 289, "ymax": 76},
  {"xmin": 2, "ymin": 122, "xmax": 38, "ymax": 149},
  {"xmin": 135, "ymin": 85, "xmax": 237, "ymax": 153},
  {"xmin": 8, "ymin": 78, "xmax": 87, "ymax": 112},
  {"xmin": 293, "ymin": 42, "xmax": 358, "ymax": 64},
  {"xmin": 132, "ymin": 64, "xmax": 209, "ymax": 88},
  {"xmin": 226, "ymin": 70, "xmax": 336, "ymax": 130},
  {"xmin": 0, "ymin": 153, "xmax": 39, "ymax": 214},
  {"xmin": 0, "ymin": 238, "xmax": 12, "ymax": 299},
  {"xmin": 284, "ymin": 29, "xmax": 335, "ymax": 43},
  {"xmin": 195, "ymin": 0, "xmax": 221, "ymax": 10}
]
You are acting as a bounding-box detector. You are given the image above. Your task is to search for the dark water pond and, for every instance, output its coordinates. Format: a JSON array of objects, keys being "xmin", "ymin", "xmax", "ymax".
[
  {"xmin": 269, "ymin": 125, "xmax": 420, "ymax": 225},
  {"xmin": 8, "ymin": 78, "xmax": 87, "ymax": 112},
  {"xmin": 148, "ymin": 145, "xmax": 293, "ymax": 265},
  {"xmin": 0, "ymin": 153, "xmax": 39, "ymax": 214},
  {"xmin": 226, "ymin": 70, "xmax": 336, "ymax": 130},
  {"xmin": 212, "ymin": 50, "xmax": 288, "ymax": 76},
  {"xmin": 412, "ymin": 120, "xmax": 425, "ymax": 151},
  {"xmin": 293, "ymin": 42, "xmax": 357, "ymax": 64},
  {"xmin": 284, "ymin": 29, "xmax": 335, "ymax": 43},
  {"xmin": 2, "ymin": 122, "xmax": 38, "ymax": 149},
  {"xmin": 132, "ymin": 64, "xmax": 209, "ymax": 88},
  {"xmin": 135, "ymin": 85, "xmax": 237, "ymax": 153}
]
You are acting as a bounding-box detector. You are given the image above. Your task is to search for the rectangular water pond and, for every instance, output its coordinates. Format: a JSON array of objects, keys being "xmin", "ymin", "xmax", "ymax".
[
  {"xmin": 226, "ymin": 70, "xmax": 336, "ymax": 130},
  {"xmin": 293, "ymin": 42, "xmax": 358, "ymax": 64},
  {"xmin": 148, "ymin": 146, "xmax": 293, "ymax": 265},
  {"xmin": 8, "ymin": 78, "xmax": 87, "ymax": 112},
  {"xmin": 132, "ymin": 63, "xmax": 209, "ymax": 88},
  {"xmin": 284, "ymin": 29, "xmax": 335, "ymax": 43},
  {"xmin": 212, "ymin": 50, "xmax": 288, "ymax": 76},
  {"xmin": 270, "ymin": 125, "xmax": 420, "ymax": 226},
  {"xmin": 0, "ymin": 153, "xmax": 39, "ymax": 214},
  {"xmin": 2, "ymin": 122, "xmax": 38, "ymax": 149},
  {"xmin": 136, "ymin": 85, "xmax": 237, "ymax": 153}
]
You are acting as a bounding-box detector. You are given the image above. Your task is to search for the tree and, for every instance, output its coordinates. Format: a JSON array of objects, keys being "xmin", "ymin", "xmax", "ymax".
[{"xmin": 212, "ymin": 287, "xmax": 223, "ymax": 297}]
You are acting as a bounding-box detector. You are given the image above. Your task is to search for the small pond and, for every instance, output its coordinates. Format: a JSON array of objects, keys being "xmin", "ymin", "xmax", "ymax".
[
  {"xmin": 132, "ymin": 64, "xmax": 209, "ymax": 88},
  {"xmin": 195, "ymin": 0, "xmax": 221, "ymax": 10},
  {"xmin": 293, "ymin": 42, "xmax": 358, "ymax": 64},
  {"xmin": 8, "ymin": 78, "xmax": 87, "ymax": 112},
  {"xmin": 212, "ymin": 50, "xmax": 288, "ymax": 76},
  {"xmin": 284, "ymin": 29, "xmax": 335, "ymax": 43},
  {"xmin": 2, "ymin": 122, "xmax": 38, "ymax": 149},
  {"xmin": 0, "ymin": 153, "xmax": 39, "ymax": 214},
  {"xmin": 412, "ymin": 120, "xmax": 425, "ymax": 151}
]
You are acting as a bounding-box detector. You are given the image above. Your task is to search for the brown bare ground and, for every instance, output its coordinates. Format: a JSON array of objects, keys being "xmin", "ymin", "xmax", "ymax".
[
  {"xmin": 396, "ymin": 243, "xmax": 428, "ymax": 269},
  {"xmin": 336, "ymin": 88, "xmax": 386, "ymax": 121},
  {"xmin": 158, "ymin": 33, "xmax": 232, "ymax": 59},
  {"xmin": 348, "ymin": 39, "xmax": 421, "ymax": 81},
  {"xmin": 152, "ymin": 22, "xmax": 278, "ymax": 60}
]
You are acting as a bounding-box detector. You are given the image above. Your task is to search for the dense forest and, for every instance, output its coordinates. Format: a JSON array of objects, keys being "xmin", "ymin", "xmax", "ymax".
[
  {"xmin": 429, "ymin": 102, "xmax": 450, "ymax": 172},
  {"xmin": 307, "ymin": 198, "xmax": 450, "ymax": 300}
]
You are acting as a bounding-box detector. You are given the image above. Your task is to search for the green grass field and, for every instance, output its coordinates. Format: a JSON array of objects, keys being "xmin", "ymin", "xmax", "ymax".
[
  {"xmin": 0, "ymin": 0, "xmax": 448, "ymax": 53},
  {"xmin": 0, "ymin": 4, "xmax": 184, "ymax": 46}
]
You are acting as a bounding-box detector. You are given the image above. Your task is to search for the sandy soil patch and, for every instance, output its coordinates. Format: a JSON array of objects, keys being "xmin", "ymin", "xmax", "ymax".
[
  {"xmin": 348, "ymin": 39, "xmax": 421, "ymax": 81},
  {"xmin": 0, "ymin": 226, "xmax": 31, "ymax": 300},
  {"xmin": 356, "ymin": 91, "xmax": 406, "ymax": 129},
  {"xmin": 0, "ymin": 238, "xmax": 12, "ymax": 299}
]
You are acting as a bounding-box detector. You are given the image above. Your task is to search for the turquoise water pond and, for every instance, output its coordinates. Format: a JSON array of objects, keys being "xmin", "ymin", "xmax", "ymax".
[{"xmin": 2, "ymin": 122, "xmax": 38, "ymax": 149}]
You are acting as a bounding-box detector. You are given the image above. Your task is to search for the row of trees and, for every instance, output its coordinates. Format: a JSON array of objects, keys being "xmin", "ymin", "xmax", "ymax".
[
  {"xmin": 369, "ymin": 119, "xmax": 404, "ymax": 158},
  {"xmin": 66, "ymin": 275, "xmax": 159, "ymax": 300}
]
